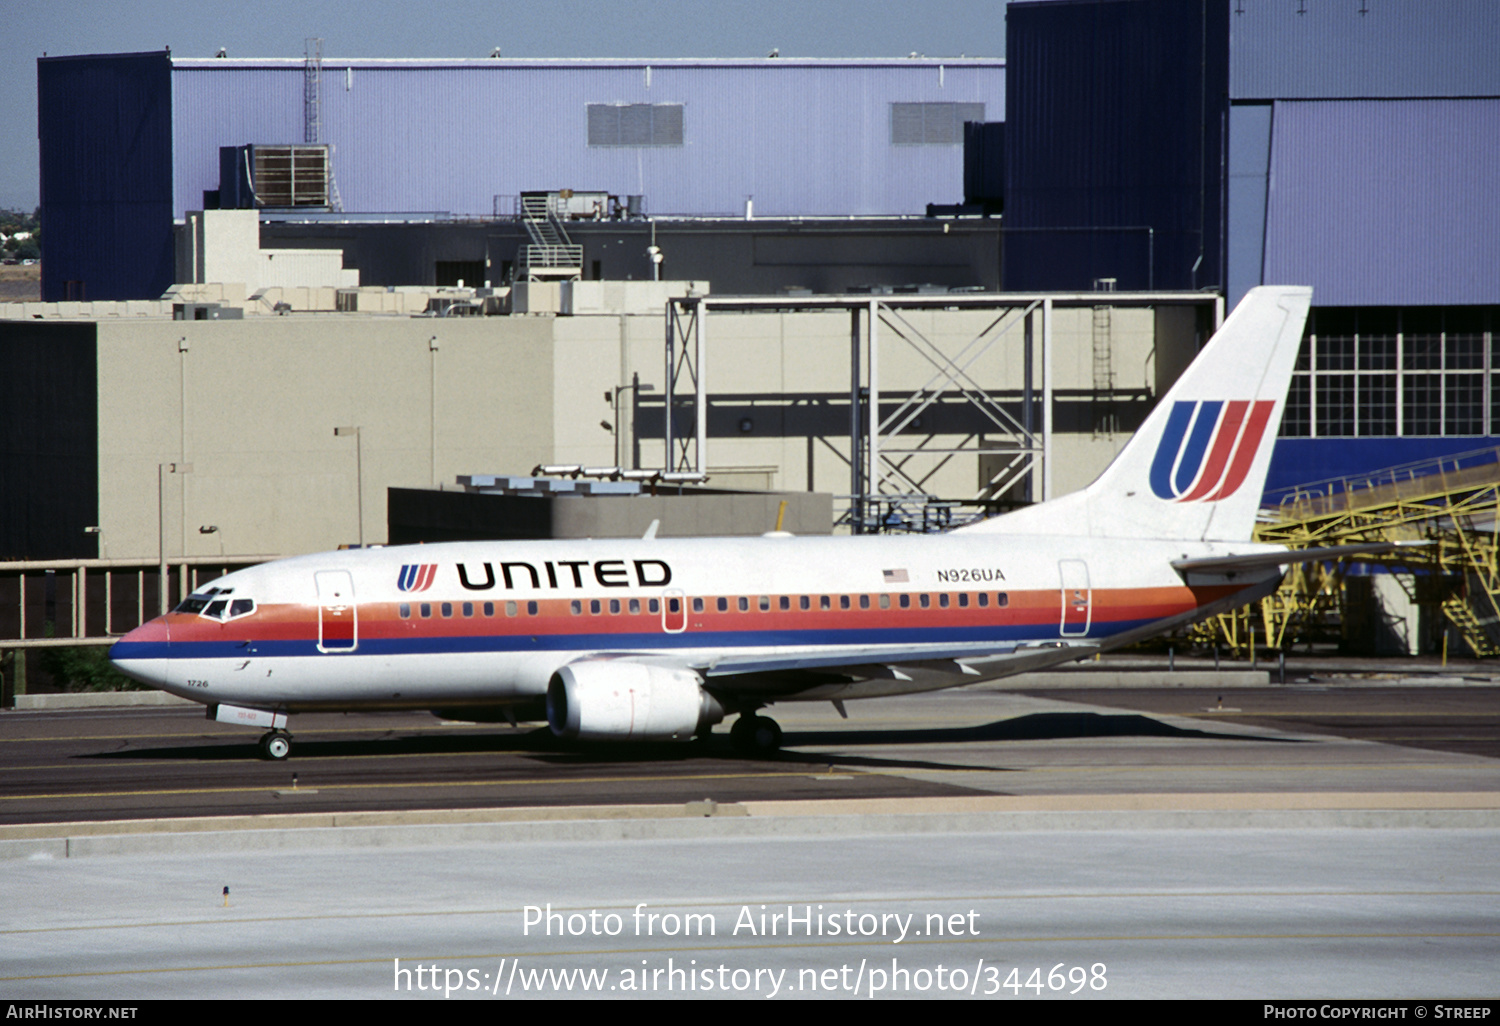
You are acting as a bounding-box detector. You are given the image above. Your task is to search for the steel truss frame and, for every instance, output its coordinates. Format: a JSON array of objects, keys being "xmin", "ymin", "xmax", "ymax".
[{"xmin": 663, "ymin": 292, "xmax": 1219, "ymax": 532}]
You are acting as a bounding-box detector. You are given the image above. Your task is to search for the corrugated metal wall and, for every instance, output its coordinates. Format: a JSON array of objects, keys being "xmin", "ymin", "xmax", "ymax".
[
  {"xmin": 169, "ymin": 59, "xmax": 1004, "ymax": 220},
  {"xmin": 1224, "ymin": 0, "xmax": 1500, "ymax": 307},
  {"xmin": 1002, "ymin": 0, "xmax": 1228, "ymax": 292},
  {"xmin": 1229, "ymin": 0, "xmax": 1500, "ymax": 100},
  {"xmin": 1260, "ymin": 99, "xmax": 1500, "ymax": 307},
  {"xmin": 38, "ymin": 52, "xmax": 175, "ymax": 302}
]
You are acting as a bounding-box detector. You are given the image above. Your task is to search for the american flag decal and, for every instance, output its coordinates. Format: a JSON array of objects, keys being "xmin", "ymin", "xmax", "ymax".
[{"xmin": 882, "ymin": 568, "xmax": 909, "ymax": 583}]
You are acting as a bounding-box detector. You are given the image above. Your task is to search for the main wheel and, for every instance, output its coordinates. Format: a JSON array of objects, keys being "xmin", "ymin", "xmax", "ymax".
[
  {"xmin": 730, "ymin": 714, "xmax": 783, "ymax": 757},
  {"xmin": 259, "ymin": 732, "xmax": 292, "ymax": 760}
]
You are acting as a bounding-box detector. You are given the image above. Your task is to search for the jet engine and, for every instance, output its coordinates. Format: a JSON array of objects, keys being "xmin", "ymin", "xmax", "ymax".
[{"xmin": 547, "ymin": 661, "xmax": 724, "ymax": 741}]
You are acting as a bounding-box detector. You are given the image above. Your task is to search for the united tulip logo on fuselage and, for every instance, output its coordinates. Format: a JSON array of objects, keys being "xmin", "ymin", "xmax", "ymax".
[
  {"xmin": 1149, "ymin": 400, "xmax": 1275, "ymax": 502},
  {"xmin": 397, "ymin": 564, "xmax": 438, "ymax": 592}
]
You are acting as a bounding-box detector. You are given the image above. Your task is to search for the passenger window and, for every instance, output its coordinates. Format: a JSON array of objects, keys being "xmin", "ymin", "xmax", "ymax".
[
  {"xmin": 570, "ymin": 600, "xmax": 582, "ymax": 615},
  {"xmin": 996, "ymin": 592, "xmax": 1009, "ymax": 607},
  {"xmin": 978, "ymin": 593, "xmax": 989, "ymax": 608},
  {"xmin": 649, "ymin": 598, "xmax": 660, "ymax": 614},
  {"xmin": 939, "ymin": 594, "xmax": 950, "ymax": 608},
  {"xmin": 590, "ymin": 599, "xmax": 601, "ymax": 614},
  {"xmin": 799, "ymin": 595, "xmax": 810, "ymax": 611},
  {"xmin": 612, "ymin": 599, "xmax": 622, "ymax": 614},
  {"xmin": 399, "ymin": 603, "xmax": 411, "ymax": 619},
  {"xmin": 484, "ymin": 602, "xmax": 495, "ymax": 617},
  {"xmin": 899, "ymin": 594, "xmax": 910, "ymax": 609},
  {"xmin": 717, "ymin": 597, "xmax": 729, "ymax": 612},
  {"xmin": 859, "ymin": 595, "xmax": 870, "ymax": 609},
  {"xmin": 759, "ymin": 596, "xmax": 770, "ymax": 611},
  {"xmin": 958, "ymin": 593, "xmax": 969, "ymax": 608},
  {"xmin": 668, "ymin": 597, "xmax": 681, "ymax": 613},
  {"xmin": 839, "ymin": 595, "xmax": 851, "ymax": 610},
  {"xmin": 692, "ymin": 598, "xmax": 703, "ymax": 613},
  {"xmin": 738, "ymin": 597, "xmax": 749, "ymax": 612},
  {"xmin": 919, "ymin": 594, "xmax": 930, "ymax": 608},
  {"xmin": 629, "ymin": 598, "xmax": 640, "ymax": 614},
  {"xmin": 462, "ymin": 602, "xmax": 474, "ymax": 617},
  {"xmin": 820, "ymin": 595, "xmax": 831, "ymax": 610},
  {"xmin": 441, "ymin": 602, "xmax": 453, "ymax": 617},
  {"xmin": 527, "ymin": 601, "xmax": 539, "ymax": 615},
  {"xmin": 506, "ymin": 601, "xmax": 517, "ymax": 617},
  {"xmin": 420, "ymin": 603, "xmax": 432, "ymax": 618},
  {"xmin": 779, "ymin": 596, "xmax": 790, "ymax": 611},
  {"xmin": 879, "ymin": 594, "xmax": 890, "ymax": 609}
]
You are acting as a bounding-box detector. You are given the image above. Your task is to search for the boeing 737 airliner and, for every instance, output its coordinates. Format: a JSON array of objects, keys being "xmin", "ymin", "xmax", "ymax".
[{"xmin": 112, "ymin": 286, "xmax": 1373, "ymax": 759}]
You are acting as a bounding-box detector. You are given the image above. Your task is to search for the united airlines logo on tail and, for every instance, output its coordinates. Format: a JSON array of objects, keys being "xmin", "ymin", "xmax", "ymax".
[
  {"xmin": 397, "ymin": 564, "xmax": 438, "ymax": 592},
  {"xmin": 1149, "ymin": 400, "xmax": 1276, "ymax": 502}
]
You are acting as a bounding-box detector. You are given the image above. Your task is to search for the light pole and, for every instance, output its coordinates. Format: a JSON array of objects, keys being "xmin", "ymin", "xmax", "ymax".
[
  {"xmin": 647, "ymin": 220, "xmax": 662, "ymax": 281},
  {"xmin": 608, "ymin": 375, "xmax": 655, "ymax": 469},
  {"xmin": 158, "ymin": 462, "xmax": 192, "ymax": 614},
  {"xmin": 334, "ymin": 427, "xmax": 364, "ymax": 547},
  {"xmin": 199, "ymin": 524, "xmax": 223, "ymax": 558}
]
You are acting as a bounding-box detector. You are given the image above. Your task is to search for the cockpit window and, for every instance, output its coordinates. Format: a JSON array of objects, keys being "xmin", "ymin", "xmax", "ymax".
[{"xmin": 179, "ymin": 595, "xmax": 257, "ymax": 621}]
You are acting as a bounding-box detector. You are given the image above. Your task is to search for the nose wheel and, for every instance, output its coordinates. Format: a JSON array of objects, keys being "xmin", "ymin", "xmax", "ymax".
[
  {"xmin": 258, "ymin": 731, "xmax": 292, "ymax": 760},
  {"xmin": 730, "ymin": 713, "xmax": 783, "ymax": 756}
]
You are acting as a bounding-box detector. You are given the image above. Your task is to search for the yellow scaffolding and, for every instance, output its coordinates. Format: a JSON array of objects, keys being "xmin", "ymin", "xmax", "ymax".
[{"xmin": 1193, "ymin": 448, "xmax": 1500, "ymax": 658}]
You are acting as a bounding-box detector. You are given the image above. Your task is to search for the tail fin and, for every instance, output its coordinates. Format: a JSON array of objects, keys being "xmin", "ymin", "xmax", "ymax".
[{"xmin": 964, "ymin": 285, "xmax": 1311, "ymax": 542}]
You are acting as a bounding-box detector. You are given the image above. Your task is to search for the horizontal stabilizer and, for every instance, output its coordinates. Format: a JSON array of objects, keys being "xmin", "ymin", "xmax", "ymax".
[{"xmin": 1171, "ymin": 542, "xmax": 1423, "ymax": 576}]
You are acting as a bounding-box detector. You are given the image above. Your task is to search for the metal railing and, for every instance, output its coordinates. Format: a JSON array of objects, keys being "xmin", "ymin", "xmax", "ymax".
[
  {"xmin": 0, "ymin": 556, "xmax": 278, "ymax": 648},
  {"xmin": 519, "ymin": 244, "xmax": 584, "ymax": 269},
  {"xmin": 1268, "ymin": 446, "xmax": 1500, "ymax": 519}
]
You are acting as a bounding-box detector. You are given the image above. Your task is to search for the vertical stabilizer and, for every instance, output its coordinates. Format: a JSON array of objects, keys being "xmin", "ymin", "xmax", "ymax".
[{"xmin": 963, "ymin": 285, "xmax": 1311, "ymax": 542}]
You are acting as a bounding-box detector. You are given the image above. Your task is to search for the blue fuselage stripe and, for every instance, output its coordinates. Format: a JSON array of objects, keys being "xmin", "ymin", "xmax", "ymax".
[{"xmin": 109, "ymin": 619, "xmax": 1158, "ymax": 661}]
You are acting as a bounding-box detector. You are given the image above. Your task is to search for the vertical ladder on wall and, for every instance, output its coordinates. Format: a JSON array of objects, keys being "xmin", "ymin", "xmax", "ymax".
[
  {"xmin": 1091, "ymin": 302, "xmax": 1116, "ymax": 438},
  {"xmin": 303, "ymin": 38, "xmax": 342, "ymax": 211}
]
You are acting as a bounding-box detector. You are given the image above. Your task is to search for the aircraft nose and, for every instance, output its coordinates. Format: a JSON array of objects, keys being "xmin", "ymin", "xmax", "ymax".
[{"xmin": 110, "ymin": 617, "xmax": 171, "ymax": 687}]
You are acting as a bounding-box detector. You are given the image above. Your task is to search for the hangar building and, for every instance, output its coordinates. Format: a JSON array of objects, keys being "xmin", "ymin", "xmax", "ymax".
[
  {"xmin": 1002, "ymin": 0, "xmax": 1500, "ymax": 490},
  {"xmin": 37, "ymin": 53, "xmax": 1005, "ymax": 302},
  {"xmin": 14, "ymin": 0, "xmax": 1500, "ymax": 563}
]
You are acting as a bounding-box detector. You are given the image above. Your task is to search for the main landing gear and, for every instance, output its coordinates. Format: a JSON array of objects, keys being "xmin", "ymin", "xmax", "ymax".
[
  {"xmin": 258, "ymin": 731, "xmax": 292, "ymax": 761},
  {"xmin": 729, "ymin": 712, "xmax": 783, "ymax": 757}
]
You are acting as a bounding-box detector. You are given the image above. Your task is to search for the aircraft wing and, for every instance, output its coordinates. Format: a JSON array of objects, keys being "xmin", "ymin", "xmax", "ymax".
[{"xmin": 689, "ymin": 641, "xmax": 1102, "ymax": 700}]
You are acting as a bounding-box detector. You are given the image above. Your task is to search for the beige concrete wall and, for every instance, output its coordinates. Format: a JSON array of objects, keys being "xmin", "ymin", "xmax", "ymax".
[
  {"xmin": 87, "ymin": 298, "xmax": 1194, "ymax": 560},
  {"xmin": 96, "ymin": 317, "xmax": 554, "ymax": 559}
]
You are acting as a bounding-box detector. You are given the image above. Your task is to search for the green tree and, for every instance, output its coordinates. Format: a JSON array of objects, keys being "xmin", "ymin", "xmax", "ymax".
[{"xmin": 39, "ymin": 644, "xmax": 145, "ymax": 692}]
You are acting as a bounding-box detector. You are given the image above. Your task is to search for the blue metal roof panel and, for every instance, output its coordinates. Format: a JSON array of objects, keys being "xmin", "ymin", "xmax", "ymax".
[
  {"xmin": 1229, "ymin": 0, "xmax": 1500, "ymax": 100},
  {"xmin": 169, "ymin": 60, "xmax": 1004, "ymax": 219},
  {"xmin": 1261, "ymin": 99, "xmax": 1500, "ymax": 306}
]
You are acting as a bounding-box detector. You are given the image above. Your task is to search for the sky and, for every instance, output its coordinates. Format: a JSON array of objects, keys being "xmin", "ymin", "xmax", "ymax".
[{"xmin": 1, "ymin": 0, "xmax": 1008, "ymax": 212}]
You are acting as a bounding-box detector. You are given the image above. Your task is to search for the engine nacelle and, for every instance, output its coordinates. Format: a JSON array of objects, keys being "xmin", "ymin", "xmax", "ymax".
[{"xmin": 547, "ymin": 661, "xmax": 724, "ymax": 741}]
